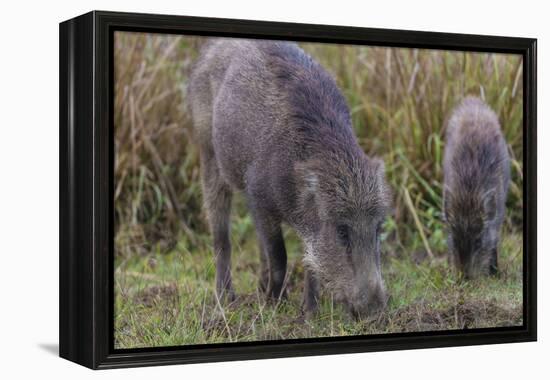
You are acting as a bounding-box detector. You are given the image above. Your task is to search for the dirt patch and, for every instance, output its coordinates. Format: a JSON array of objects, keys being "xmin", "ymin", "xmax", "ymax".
[
  {"xmin": 363, "ymin": 299, "xmax": 523, "ymax": 333},
  {"xmin": 135, "ymin": 283, "xmax": 179, "ymax": 307}
]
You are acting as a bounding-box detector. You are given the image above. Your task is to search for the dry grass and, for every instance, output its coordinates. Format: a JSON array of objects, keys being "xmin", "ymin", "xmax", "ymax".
[{"xmin": 113, "ymin": 32, "xmax": 523, "ymax": 349}]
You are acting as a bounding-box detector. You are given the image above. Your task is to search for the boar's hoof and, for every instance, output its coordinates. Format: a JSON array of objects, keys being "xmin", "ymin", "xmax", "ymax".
[
  {"xmin": 302, "ymin": 304, "xmax": 318, "ymax": 320},
  {"xmin": 258, "ymin": 273, "xmax": 269, "ymax": 294},
  {"xmin": 216, "ymin": 287, "xmax": 236, "ymax": 304},
  {"xmin": 266, "ymin": 285, "xmax": 287, "ymax": 302}
]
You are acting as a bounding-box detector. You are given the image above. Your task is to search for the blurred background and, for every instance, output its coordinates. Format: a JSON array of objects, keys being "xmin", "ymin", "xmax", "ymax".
[
  {"xmin": 114, "ymin": 32, "xmax": 523, "ymax": 348},
  {"xmin": 114, "ymin": 33, "xmax": 523, "ymax": 260}
]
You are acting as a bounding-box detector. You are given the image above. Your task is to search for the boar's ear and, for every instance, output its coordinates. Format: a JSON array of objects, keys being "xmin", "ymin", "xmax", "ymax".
[
  {"xmin": 371, "ymin": 157, "xmax": 392, "ymax": 207},
  {"xmin": 371, "ymin": 157, "xmax": 385, "ymax": 178},
  {"xmin": 482, "ymin": 189, "xmax": 497, "ymax": 222},
  {"xmin": 295, "ymin": 160, "xmax": 322, "ymax": 222},
  {"xmin": 295, "ymin": 160, "xmax": 319, "ymax": 195},
  {"xmin": 303, "ymin": 170, "xmax": 319, "ymax": 194},
  {"xmin": 294, "ymin": 161, "xmax": 319, "ymax": 200},
  {"xmin": 442, "ymin": 186, "xmax": 451, "ymax": 221}
]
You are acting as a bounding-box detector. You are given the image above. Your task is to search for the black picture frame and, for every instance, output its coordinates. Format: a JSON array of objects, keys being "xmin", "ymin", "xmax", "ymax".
[{"xmin": 59, "ymin": 10, "xmax": 537, "ymax": 369}]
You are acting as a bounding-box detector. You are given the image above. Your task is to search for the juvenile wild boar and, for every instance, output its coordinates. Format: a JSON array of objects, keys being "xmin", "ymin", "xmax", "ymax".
[
  {"xmin": 443, "ymin": 97, "xmax": 510, "ymax": 278},
  {"xmin": 188, "ymin": 38, "xmax": 391, "ymax": 317}
]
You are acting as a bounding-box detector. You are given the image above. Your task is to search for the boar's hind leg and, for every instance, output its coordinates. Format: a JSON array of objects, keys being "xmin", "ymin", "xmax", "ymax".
[
  {"xmin": 200, "ymin": 150, "xmax": 235, "ymax": 302},
  {"xmin": 250, "ymin": 207, "xmax": 288, "ymax": 300}
]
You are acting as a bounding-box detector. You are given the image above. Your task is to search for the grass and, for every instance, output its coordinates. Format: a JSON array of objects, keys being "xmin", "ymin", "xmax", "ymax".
[
  {"xmin": 113, "ymin": 32, "xmax": 524, "ymax": 349},
  {"xmin": 115, "ymin": 214, "xmax": 522, "ymax": 348}
]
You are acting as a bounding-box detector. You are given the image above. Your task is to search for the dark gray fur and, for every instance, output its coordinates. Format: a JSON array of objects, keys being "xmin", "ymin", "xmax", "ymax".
[
  {"xmin": 443, "ymin": 96, "xmax": 510, "ymax": 278},
  {"xmin": 187, "ymin": 38, "xmax": 391, "ymax": 317}
]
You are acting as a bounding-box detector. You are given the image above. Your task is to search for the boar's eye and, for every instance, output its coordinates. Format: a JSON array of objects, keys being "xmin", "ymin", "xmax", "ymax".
[{"xmin": 336, "ymin": 225, "xmax": 350, "ymax": 245}]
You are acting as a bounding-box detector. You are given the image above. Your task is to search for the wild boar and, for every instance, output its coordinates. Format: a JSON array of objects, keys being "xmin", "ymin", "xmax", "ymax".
[
  {"xmin": 187, "ymin": 38, "xmax": 391, "ymax": 318},
  {"xmin": 443, "ymin": 96, "xmax": 510, "ymax": 278}
]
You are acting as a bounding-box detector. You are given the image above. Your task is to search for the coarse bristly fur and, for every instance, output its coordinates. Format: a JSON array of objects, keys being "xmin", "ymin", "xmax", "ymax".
[
  {"xmin": 187, "ymin": 38, "xmax": 392, "ymax": 318},
  {"xmin": 443, "ymin": 96, "xmax": 510, "ymax": 278}
]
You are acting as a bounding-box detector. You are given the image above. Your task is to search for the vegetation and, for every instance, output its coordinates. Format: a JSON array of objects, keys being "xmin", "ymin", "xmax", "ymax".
[{"xmin": 114, "ymin": 32, "xmax": 523, "ymax": 349}]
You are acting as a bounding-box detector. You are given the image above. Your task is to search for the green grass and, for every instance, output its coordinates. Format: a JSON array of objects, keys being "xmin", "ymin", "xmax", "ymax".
[
  {"xmin": 114, "ymin": 199, "xmax": 522, "ymax": 349},
  {"xmin": 113, "ymin": 33, "xmax": 524, "ymax": 349}
]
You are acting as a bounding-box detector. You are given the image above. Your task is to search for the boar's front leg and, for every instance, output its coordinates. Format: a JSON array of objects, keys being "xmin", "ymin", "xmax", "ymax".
[
  {"xmin": 258, "ymin": 241, "xmax": 269, "ymax": 293},
  {"xmin": 489, "ymin": 248, "xmax": 499, "ymax": 276},
  {"xmin": 249, "ymin": 205, "xmax": 288, "ymax": 300},
  {"xmin": 200, "ymin": 150, "xmax": 235, "ymax": 302},
  {"xmin": 303, "ymin": 269, "xmax": 320, "ymax": 317}
]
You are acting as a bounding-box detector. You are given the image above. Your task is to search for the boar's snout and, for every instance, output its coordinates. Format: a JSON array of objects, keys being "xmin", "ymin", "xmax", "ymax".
[
  {"xmin": 349, "ymin": 279, "xmax": 387, "ymax": 319},
  {"xmin": 460, "ymin": 247, "xmax": 499, "ymax": 280}
]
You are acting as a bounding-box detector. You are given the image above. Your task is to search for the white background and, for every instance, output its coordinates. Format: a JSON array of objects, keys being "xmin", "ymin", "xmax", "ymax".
[{"xmin": 0, "ymin": 0, "xmax": 547, "ymax": 378}]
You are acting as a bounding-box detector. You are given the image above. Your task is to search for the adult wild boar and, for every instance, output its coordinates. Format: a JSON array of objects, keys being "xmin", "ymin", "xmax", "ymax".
[
  {"xmin": 443, "ymin": 96, "xmax": 510, "ymax": 278},
  {"xmin": 188, "ymin": 38, "xmax": 391, "ymax": 317}
]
